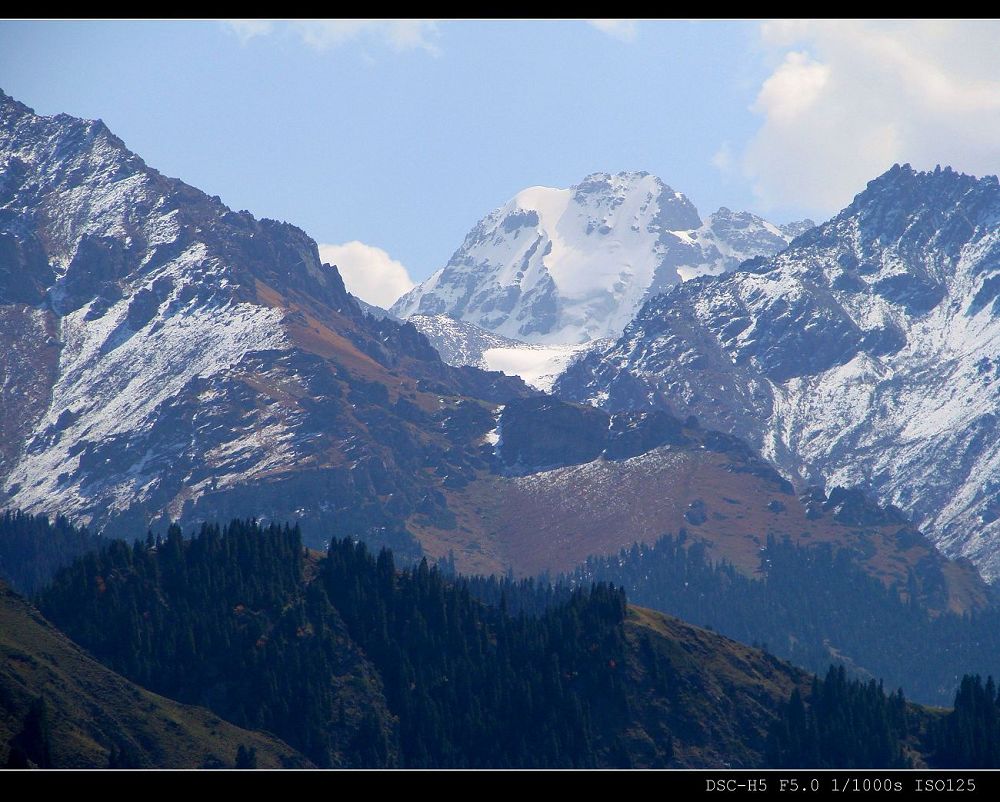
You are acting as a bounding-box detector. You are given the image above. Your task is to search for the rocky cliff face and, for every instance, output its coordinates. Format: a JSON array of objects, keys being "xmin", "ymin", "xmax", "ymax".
[
  {"xmin": 0, "ymin": 89, "xmax": 529, "ymax": 550},
  {"xmin": 558, "ymin": 164, "xmax": 1000, "ymax": 579},
  {"xmin": 392, "ymin": 171, "xmax": 811, "ymax": 344}
]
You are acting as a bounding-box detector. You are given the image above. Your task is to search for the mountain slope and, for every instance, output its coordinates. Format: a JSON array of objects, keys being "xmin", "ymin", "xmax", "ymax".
[
  {"xmin": 558, "ymin": 164, "xmax": 1000, "ymax": 580},
  {"xmin": 0, "ymin": 581, "xmax": 309, "ymax": 768},
  {"xmin": 0, "ymin": 89, "xmax": 530, "ymax": 550},
  {"xmin": 32, "ymin": 516, "xmax": 822, "ymax": 768},
  {"xmin": 412, "ymin": 397, "xmax": 987, "ymax": 614},
  {"xmin": 392, "ymin": 172, "xmax": 811, "ymax": 344},
  {"xmin": 621, "ymin": 605, "xmax": 809, "ymax": 767},
  {"xmin": 568, "ymin": 531, "xmax": 1000, "ymax": 707},
  {"xmin": 34, "ymin": 519, "xmax": 399, "ymax": 768},
  {"xmin": 621, "ymin": 608, "xmax": 940, "ymax": 769},
  {"xmin": 407, "ymin": 314, "xmax": 530, "ymax": 369}
]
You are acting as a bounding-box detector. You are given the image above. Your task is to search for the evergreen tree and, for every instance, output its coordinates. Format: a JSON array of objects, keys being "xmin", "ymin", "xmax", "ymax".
[
  {"xmin": 0, "ymin": 510, "xmax": 104, "ymax": 596},
  {"xmin": 5, "ymin": 697, "xmax": 53, "ymax": 769},
  {"xmin": 767, "ymin": 666, "xmax": 910, "ymax": 768},
  {"xmin": 235, "ymin": 745, "xmax": 257, "ymax": 769},
  {"xmin": 37, "ymin": 520, "xmax": 639, "ymax": 768},
  {"xmin": 931, "ymin": 675, "xmax": 1000, "ymax": 767}
]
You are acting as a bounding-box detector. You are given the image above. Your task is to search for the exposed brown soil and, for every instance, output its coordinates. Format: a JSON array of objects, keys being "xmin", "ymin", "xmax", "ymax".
[{"xmin": 421, "ymin": 445, "xmax": 988, "ymax": 614}]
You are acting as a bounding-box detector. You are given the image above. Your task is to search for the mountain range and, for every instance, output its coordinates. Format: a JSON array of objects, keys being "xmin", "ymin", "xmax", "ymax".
[
  {"xmin": 4, "ymin": 87, "xmax": 1000, "ymax": 767},
  {"xmin": 0, "ymin": 88, "xmax": 992, "ymax": 598},
  {"xmin": 558, "ymin": 164, "xmax": 1000, "ymax": 580}
]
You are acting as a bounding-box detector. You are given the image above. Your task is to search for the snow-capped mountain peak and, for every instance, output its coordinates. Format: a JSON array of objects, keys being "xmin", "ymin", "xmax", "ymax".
[
  {"xmin": 557, "ymin": 163, "xmax": 1000, "ymax": 579},
  {"xmin": 392, "ymin": 171, "xmax": 809, "ymax": 345}
]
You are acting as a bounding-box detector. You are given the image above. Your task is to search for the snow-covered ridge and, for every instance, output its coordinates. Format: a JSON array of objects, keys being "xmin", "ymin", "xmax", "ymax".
[
  {"xmin": 557, "ymin": 163, "xmax": 1000, "ymax": 580},
  {"xmin": 0, "ymin": 91, "xmax": 350, "ymax": 527},
  {"xmin": 0, "ymin": 89, "xmax": 539, "ymax": 549},
  {"xmin": 392, "ymin": 171, "xmax": 811, "ymax": 344}
]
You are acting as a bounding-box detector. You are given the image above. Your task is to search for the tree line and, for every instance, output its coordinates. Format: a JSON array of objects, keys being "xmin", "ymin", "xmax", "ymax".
[
  {"xmin": 0, "ymin": 509, "xmax": 103, "ymax": 596},
  {"xmin": 34, "ymin": 517, "xmax": 631, "ymax": 767},
  {"xmin": 564, "ymin": 532, "xmax": 1000, "ymax": 706},
  {"xmin": 7, "ymin": 510, "xmax": 1000, "ymax": 767}
]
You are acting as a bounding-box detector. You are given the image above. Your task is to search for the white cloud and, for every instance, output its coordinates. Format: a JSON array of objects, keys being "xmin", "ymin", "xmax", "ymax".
[
  {"xmin": 224, "ymin": 19, "xmax": 440, "ymax": 54},
  {"xmin": 318, "ymin": 241, "xmax": 415, "ymax": 308},
  {"xmin": 742, "ymin": 20, "xmax": 1000, "ymax": 216},
  {"xmin": 586, "ymin": 20, "xmax": 637, "ymax": 41},
  {"xmin": 754, "ymin": 51, "xmax": 829, "ymax": 124}
]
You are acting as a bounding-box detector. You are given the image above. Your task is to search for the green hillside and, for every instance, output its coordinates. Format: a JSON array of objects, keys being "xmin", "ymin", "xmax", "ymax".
[{"xmin": 0, "ymin": 582, "xmax": 310, "ymax": 768}]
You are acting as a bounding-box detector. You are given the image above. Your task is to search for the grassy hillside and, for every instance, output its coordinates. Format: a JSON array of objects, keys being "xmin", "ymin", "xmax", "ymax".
[
  {"xmin": 0, "ymin": 582, "xmax": 310, "ymax": 768},
  {"xmin": 419, "ymin": 410, "xmax": 987, "ymax": 617},
  {"xmin": 29, "ymin": 518, "xmax": 839, "ymax": 768},
  {"xmin": 621, "ymin": 606, "xmax": 809, "ymax": 767},
  {"xmin": 624, "ymin": 611, "xmax": 946, "ymax": 770},
  {"xmin": 18, "ymin": 516, "xmax": 981, "ymax": 768},
  {"xmin": 563, "ymin": 532, "xmax": 1000, "ymax": 708}
]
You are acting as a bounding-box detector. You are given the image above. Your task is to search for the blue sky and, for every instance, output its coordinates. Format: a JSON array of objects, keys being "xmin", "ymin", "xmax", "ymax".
[{"xmin": 3, "ymin": 20, "xmax": 999, "ymax": 303}]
